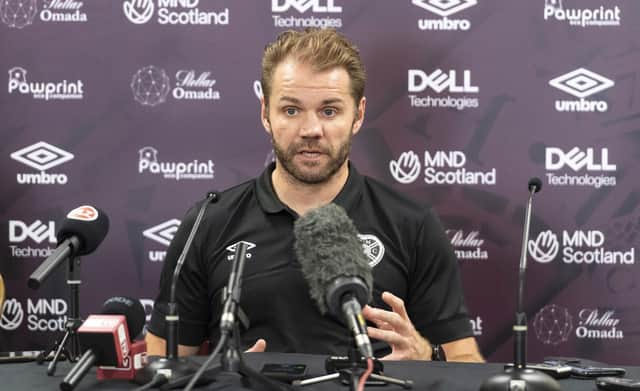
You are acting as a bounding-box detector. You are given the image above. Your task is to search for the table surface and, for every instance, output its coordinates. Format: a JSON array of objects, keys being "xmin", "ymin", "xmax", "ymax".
[{"xmin": 1, "ymin": 353, "xmax": 637, "ymax": 390}]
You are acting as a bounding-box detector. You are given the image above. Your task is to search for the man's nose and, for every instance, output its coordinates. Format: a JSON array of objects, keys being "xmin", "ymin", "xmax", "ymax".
[{"xmin": 299, "ymin": 112, "xmax": 322, "ymax": 138}]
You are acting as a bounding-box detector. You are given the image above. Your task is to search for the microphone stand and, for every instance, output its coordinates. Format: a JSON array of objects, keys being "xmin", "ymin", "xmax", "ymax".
[
  {"xmin": 180, "ymin": 242, "xmax": 290, "ymax": 391},
  {"xmin": 35, "ymin": 255, "xmax": 84, "ymax": 376},
  {"xmin": 295, "ymin": 342, "xmax": 413, "ymax": 390},
  {"xmin": 137, "ymin": 192, "xmax": 218, "ymax": 388},
  {"xmin": 479, "ymin": 178, "xmax": 561, "ymax": 391}
]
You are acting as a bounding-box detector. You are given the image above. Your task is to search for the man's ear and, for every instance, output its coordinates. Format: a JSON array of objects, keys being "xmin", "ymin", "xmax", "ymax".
[
  {"xmin": 352, "ymin": 97, "xmax": 367, "ymax": 136},
  {"xmin": 260, "ymin": 97, "xmax": 271, "ymax": 134}
]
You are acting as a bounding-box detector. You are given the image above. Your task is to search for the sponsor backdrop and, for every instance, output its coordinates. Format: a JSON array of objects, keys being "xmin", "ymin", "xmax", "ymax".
[{"xmin": 1, "ymin": 0, "xmax": 640, "ymax": 365}]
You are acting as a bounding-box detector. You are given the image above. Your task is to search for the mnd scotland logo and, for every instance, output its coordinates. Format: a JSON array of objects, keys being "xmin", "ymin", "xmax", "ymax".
[
  {"xmin": 0, "ymin": 299, "xmax": 24, "ymax": 331},
  {"xmin": 408, "ymin": 69, "xmax": 479, "ymax": 110},
  {"xmin": 122, "ymin": 0, "xmax": 229, "ymax": 26},
  {"xmin": 390, "ymin": 150, "xmax": 496, "ymax": 186},
  {"xmin": 543, "ymin": 0, "xmax": 621, "ymax": 28},
  {"xmin": 0, "ymin": 298, "xmax": 69, "ymax": 332},
  {"xmin": 389, "ymin": 151, "xmax": 421, "ymax": 184},
  {"xmin": 412, "ymin": 0, "xmax": 476, "ymax": 31},
  {"xmin": 0, "ymin": 0, "xmax": 87, "ymax": 28},
  {"xmin": 271, "ymin": 0, "xmax": 342, "ymax": 29},
  {"xmin": 11, "ymin": 141, "xmax": 74, "ymax": 185},
  {"xmin": 8, "ymin": 67, "xmax": 84, "ymax": 100},
  {"xmin": 549, "ymin": 68, "xmax": 614, "ymax": 112},
  {"xmin": 528, "ymin": 229, "xmax": 635, "ymax": 266}
]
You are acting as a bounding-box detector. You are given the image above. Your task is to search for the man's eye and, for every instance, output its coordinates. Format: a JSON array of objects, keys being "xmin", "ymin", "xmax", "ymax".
[
  {"xmin": 322, "ymin": 108, "xmax": 337, "ymax": 117},
  {"xmin": 285, "ymin": 107, "xmax": 298, "ymax": 116}
]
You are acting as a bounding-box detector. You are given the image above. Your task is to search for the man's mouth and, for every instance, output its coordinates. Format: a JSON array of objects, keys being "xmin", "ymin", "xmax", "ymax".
[{"xmin": 298, "ymin": 150, "xmax": 324, "ymax": 157}]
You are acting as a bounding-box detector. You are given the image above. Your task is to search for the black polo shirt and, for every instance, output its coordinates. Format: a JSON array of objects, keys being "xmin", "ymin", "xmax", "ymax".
[{"xmin": 148, "ymin": 162, "xmax": 473, "ymax": 355}]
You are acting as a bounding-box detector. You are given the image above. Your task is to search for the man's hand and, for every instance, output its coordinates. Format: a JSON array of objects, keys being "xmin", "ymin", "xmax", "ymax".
[
  {"xmin": 246, "ymin": 339, "xmax": 267, "ymax": 353},
  {"xmin": 362, "ymin": 291, "xmax": 432, "ymax": 360}
]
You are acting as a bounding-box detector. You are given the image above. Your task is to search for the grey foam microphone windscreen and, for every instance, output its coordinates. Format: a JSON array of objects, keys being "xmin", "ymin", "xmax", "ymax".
[{"xmin": 293, "ymin": 203, "xmax": 372, "ymax": 314}]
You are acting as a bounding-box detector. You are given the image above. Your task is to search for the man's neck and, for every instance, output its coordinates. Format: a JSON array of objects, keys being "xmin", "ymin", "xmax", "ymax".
[{"xmin": 271, "ymin": 162, "xmax": 349, "ymax": 216}]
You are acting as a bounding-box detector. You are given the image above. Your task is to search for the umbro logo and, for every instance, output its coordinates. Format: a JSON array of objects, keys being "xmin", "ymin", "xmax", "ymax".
[
  {"xmin": 549, "ymin": 68, "xmax": 614, "ymax": 99},
  {"xmin": 11, "ymin": 142, "xmax": 74, "ymax": 171},
  {"xmin": 412, "ymin": 0, "xmax": 477, "ymax": 17},
  {"xmin": 143, "ymin": 219, "xmax": 181, "ymax": 247},
  {"xmin": 225, "ymin": 241, "xmax": 256, "ymax": 261},
  {"xmin": 225, "ymin": 241, "xmax": 256, "ymax": 253}
]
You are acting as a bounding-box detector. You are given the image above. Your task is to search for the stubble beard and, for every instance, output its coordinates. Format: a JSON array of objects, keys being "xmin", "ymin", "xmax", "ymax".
[{"xmin": 271, "ymin": 134, "xmax": 352, "ymax": 185}]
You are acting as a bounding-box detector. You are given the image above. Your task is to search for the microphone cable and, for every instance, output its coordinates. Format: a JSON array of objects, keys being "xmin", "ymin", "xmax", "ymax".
[{"xmin": 132, "ymin": 373, "xmax": 168, "ymax": 391}]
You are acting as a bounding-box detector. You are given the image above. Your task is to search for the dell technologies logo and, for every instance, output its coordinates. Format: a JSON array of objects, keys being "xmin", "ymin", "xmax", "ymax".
[
  {"xmin": 545, "ymin": 147, "xmax": 616, "ymax": 189},
  {"xmin": 271, "ymin": 0, "xmax": 342, "ymax": 29},
  {"xmin": 9, "ymin": 219, "xmax": 56, "ymax": 259},
  {"xmin": 408, "ymin": 69, "xmax": 479, "ymax": 110}
]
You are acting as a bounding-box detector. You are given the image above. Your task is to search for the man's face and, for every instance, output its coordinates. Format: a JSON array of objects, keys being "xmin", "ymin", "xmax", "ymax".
[{"xmin": 261, "ymin": 58, "xmax": 365, "ymax": 185}]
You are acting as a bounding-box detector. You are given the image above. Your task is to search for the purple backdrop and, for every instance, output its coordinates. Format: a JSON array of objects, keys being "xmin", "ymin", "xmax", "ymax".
[{"xmin": 2, "ymin": 0, "xmax": 640, "ymax": 365}]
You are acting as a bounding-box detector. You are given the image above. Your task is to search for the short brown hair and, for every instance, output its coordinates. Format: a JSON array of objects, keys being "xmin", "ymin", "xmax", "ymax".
[{"xmin": 261, "ymin": 28, "xmax": 366, "ymax": 106}]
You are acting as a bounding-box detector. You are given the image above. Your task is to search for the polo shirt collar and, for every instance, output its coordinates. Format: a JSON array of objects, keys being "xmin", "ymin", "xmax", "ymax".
[{"xmin": 256, "ymin": 161, "xmax": 363, "ymax": 215}]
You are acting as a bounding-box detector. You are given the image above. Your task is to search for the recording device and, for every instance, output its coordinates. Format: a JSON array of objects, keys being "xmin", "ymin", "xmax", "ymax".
[
  {"xmin": 28, "ymin": 205, "xmax": 109, "ymax": 289},
  {"xmin": 293, "ymin": 203, "xmax": 374, "ymax": 359},
  {"xmin": 260, "ymin": 364, "xmax": 308, "ymax": 382},
  {"xmin": 325, "ymin": 355, "xmax": 384, "ymax": 374},
  {"xmin": 479, "ymin": 178, "xmax": 562, "ymax": 391},
  {"xmin": 596, "ymin": 377, "xmax": 640, "ymax": 390},
  {"xmin": 504, "ymin": 363, "xmax": 572, "ymax": 379},
  {"xmin": 59, "ymin": 296, "xmax": 146, "ymax": 391},
  {"xmin": 543, "ymin": 359, "xmax": 626, "ymax": 378}
]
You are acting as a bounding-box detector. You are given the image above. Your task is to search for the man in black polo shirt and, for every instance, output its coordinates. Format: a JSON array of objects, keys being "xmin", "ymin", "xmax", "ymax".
[{"xmin": 146, "ymin": 28, "xmax": 483, "ymax": 362}]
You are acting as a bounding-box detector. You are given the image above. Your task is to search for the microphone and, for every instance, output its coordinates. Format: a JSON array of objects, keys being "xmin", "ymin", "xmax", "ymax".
[
  {"xmin": 479, "ymin": 178, "xmax": 560, "ymax": 391},
  {"xmin": 28, "ymin": 205, "xmax": 109, "ymax": 289},
  {"xmin": 294, "ymin": 203, "xmax": 374, "ymax": 359},
  {"xmin": 528, "ymin": 177, "xmax": 542, "ymax": 193},
  {"xmin": 59, "ymin": 297, "xmax": 146, "ymax": 391}
]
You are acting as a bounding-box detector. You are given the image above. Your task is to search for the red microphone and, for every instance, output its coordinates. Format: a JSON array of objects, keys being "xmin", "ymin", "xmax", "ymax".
[{"xmin": 60, "ymin": 297, "xmax": 146, "ymax": 391}]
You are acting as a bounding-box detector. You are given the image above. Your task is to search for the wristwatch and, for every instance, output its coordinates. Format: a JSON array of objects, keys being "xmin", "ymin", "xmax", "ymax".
[{"xmin": 431, "ymin": 344, "xmax": 446, "ymax": 361}]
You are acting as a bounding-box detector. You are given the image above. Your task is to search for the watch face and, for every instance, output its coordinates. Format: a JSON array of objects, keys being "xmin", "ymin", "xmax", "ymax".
[{"xmin": 432, "ymin": 344, "xmax": 446, "ymax": 361}]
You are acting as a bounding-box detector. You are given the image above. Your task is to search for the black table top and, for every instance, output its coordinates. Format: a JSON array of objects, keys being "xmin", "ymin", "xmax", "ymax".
[{"xmin": 1, "ymin": 353, "xmax": 637, "ymax": 390}]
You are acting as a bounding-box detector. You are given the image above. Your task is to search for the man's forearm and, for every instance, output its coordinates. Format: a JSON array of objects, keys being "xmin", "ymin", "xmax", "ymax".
[{"xmin": 442, "ymin": 336, "xmax": 485, "ymax": 363}]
